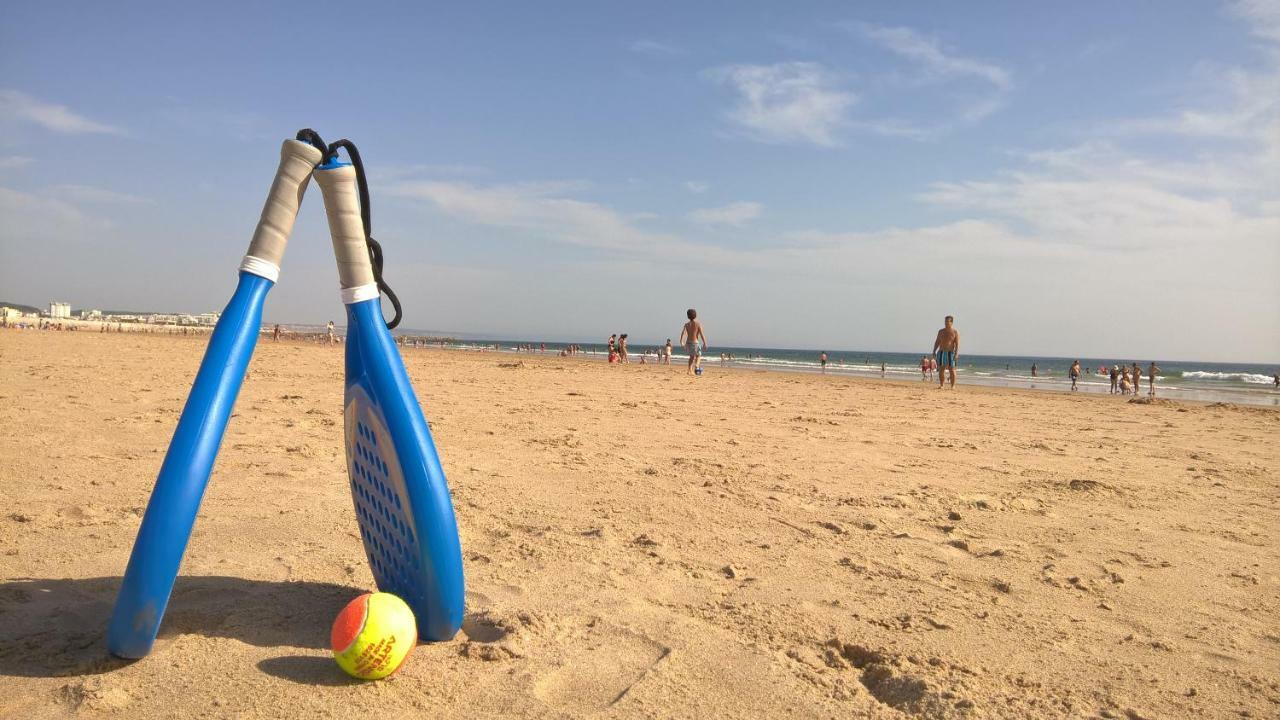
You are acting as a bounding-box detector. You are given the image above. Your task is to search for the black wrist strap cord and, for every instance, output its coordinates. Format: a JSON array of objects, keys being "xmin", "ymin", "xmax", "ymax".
[{"xmin": 297, "ymin": 128, "xmax": 404, "ymax": 330}]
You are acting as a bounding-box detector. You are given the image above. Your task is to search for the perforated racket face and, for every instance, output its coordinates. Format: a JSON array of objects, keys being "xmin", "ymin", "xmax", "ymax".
[{"xmin": 345, "ymin": 386, "xmax": 432, "ymax": 615}]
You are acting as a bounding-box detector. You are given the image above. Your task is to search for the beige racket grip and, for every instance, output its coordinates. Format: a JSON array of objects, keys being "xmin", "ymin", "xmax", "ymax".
[
  {"xmin": 239, "ymin": 139, "xmax": 324, "ymax": 282},
  {"xmin": 313, "ymin": 163, "xmax": 378, "ymax": 303}
]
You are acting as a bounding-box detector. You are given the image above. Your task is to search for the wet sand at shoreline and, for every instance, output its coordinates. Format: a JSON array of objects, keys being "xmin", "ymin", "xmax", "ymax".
[{"xmin": 2, "ymin": 330, "xmax": 1277, "ymax": 719}]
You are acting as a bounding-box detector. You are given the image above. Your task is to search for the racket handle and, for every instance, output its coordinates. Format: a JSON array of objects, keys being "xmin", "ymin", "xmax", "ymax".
[
  {"xmin": 240, "ymin": 139, "xmax": 324, "ymax": 282},
  {"xmin": 107, "ymin": 274, "xmax": 272, "ymax": 658},
  {"xmin": 313, "ymin": 163, "xmax": 378, "ymax": 301},
  {"xmin": 107, "ymin": 136, "xmax": 317, "ymax": 659}
]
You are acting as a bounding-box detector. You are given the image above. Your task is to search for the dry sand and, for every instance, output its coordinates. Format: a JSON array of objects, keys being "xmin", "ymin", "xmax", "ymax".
[{"xmin": 1, "ymin": 330, "xmax": 1277, "ymax": 719}]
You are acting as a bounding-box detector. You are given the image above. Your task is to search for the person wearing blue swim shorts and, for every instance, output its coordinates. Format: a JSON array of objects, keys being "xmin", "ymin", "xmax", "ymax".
[
  {"xmin": 932, "ymin": 315, "xmax": 960, "ymax": 389},
  {"xmin": 680, "ymin": 308, "xmax": 707, "ymax": 376}
]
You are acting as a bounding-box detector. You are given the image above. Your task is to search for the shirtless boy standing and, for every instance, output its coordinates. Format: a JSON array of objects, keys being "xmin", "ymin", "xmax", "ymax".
[
  {"xmin": 680, "ymin": 308, "xmax": 707, "ymax": 376},
  {"xmin": 1148, "ymin": 362, "xmax": 1160, "ymax": 396},
  {"xmin": 932, "ymin": 315, "xmax": 959, "ymax": 389}
]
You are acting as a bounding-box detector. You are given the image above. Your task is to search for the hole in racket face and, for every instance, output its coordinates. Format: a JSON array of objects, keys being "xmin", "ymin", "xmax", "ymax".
[{"xmin": 345, "ymin": 389, "xmax": 431, "ymax": 612}]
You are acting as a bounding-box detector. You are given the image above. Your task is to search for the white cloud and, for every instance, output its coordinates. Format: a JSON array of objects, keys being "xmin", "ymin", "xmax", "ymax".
[
  {"xmin": 1233, "ymin": 0, "xmax": 1280, "ymax": 44},
  {"xmin": 392, "ymin": 180, "xmax": 664, "ymax": 251},
  {"xmin": 0, "ymin": 89, "xmax": 122, "ymax": 135},
  {"xmin": 369, "ymin": 163, "xmax": 490, "ymax": 183},
  {"xmin": 689, "ymin": 201, "xmax": 762, "ymax": 227},
  {"xmin": 377, "ymin": 151, "xmax": 1277, "ymax": 359},
  {"xmin": 53, "ymin": 184, "xmax": 151, "ymax": 204},
  {"xmin": 684, "ymin": 180, "xmax": 709, "ymax": 194},
  {"xmin": 629, "ymin": 39, "xmax": 681, "ymax": 57},
  {"xmin": 1107, "ymin": 65, "xmax": 1278, "ymax": 145},
  {"xmin": 390, "ymin": 179, "xmax": 756, "ymax": 268},
  {"xmin": 0, "ymin": 186, "xmax": 111, "ymax": 251},
  {"xmin": 0, "ymin": 156, "xmax": 34, "ymax": 169},
  {"xmin": 707, "ymin": 62, "xmax": 856, "ymax": 146},
  {"xmin": 850, "ymin": 23, "xmax": 1012, "ymax": 129},
  {"xmin": 1097, "ymin": 0, "xmax": 1280, "ymax": 189},
  {"xmin": 857, "ymin": 23, "xmax": 1011, "ymax": 91},
  {"xmin": 922, "ymin": 168, "xmax": 1246, "ymax": 251}
]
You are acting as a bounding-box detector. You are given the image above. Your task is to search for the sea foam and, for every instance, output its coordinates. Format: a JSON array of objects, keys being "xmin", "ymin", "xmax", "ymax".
[{"xmin": 1181, "ymin": 371, "xmax": 1274, "ymax": 384}]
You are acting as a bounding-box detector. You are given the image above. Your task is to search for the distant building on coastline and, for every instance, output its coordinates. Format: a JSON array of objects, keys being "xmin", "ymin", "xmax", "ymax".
[
  {"xmin": 144, "ymin": 312, "xmax": 221, "ymax": 326},
  {"xmin": 2, "ymin": 306, "xmax": 31, "ymax": 323},
  {"xmin": 0, "ymin": 302, "xmax": 219, "ymax": 326}
]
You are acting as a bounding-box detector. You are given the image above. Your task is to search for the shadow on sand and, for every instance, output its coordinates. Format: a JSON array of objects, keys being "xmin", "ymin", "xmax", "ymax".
[{"xmin": 0, "ymin": 576, "xmax": 361, "ymax": 678}]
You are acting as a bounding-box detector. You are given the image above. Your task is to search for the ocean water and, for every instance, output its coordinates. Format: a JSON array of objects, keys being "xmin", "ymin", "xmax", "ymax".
[
  {"xmin": 274, "ymin": 324, "xmax": 1278, "ymax": 407},
  {"xmin": 427, "ymin": 337, "xmax": 1280, "ymax": 407}
]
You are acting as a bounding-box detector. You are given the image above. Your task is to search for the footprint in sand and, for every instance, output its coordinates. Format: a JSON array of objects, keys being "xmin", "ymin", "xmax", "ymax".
[
  {"xmin": 458, "ymin": 606, "xmax": 543, "ymax": 662},
  {"xmin": 532, "ymin": 621, "xmax": 670, "ymax": 711}
]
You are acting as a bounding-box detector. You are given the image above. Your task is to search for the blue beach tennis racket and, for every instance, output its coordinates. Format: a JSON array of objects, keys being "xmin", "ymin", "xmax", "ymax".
[
  {"xmin": 313, "ymin": 143, "xmax": 464, "ymax": 642},
  {"xmin": 107, "ymin": 135, "xmax": 325, "ymax": 658}
]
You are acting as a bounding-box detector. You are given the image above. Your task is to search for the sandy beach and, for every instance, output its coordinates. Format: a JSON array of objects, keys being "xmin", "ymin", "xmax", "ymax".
[{"xmin": 1, "ymin": 329, "xmax": 1277, "ymax": 719}]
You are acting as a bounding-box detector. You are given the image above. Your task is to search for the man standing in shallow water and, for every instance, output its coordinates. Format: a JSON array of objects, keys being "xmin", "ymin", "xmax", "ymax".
[{"xmin": 932, "ymin": 315, "xmax": 960, "ymax": 389}]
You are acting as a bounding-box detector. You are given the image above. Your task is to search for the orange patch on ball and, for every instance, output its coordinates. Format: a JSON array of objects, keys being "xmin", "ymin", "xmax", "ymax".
[{"xmin": 330, "ymin": 592, "xmax": 418, "ymax": 680}]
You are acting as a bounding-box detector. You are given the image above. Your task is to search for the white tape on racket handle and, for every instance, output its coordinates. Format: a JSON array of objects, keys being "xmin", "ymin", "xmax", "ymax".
[
  {"xmin": 238, "ymin": 254, "xmax": 280, "ymax": 282},
  {"xmin": 242, "ymin": 139, "xmax": 324, "ymax": 276},
  {"xmin": 314, "ymin": 164, "xmax": 377, "ymax": 291},
  {"xmin": 340, "ymin": 283, "xmax": 380, "ymax": 305}
]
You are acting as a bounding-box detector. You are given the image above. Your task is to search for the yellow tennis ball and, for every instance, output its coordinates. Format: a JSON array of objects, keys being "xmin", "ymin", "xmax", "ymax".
[{"xmin": 330, "ymin": 592, "xmax": 417, "ymax": 680}]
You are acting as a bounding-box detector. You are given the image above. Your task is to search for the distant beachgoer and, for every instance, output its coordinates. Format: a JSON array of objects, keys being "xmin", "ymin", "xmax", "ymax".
[
  {"xmin": 1031, "ymin": 363, "xmax": 1038, "ymax": 378},
  {"xmin": 880, "ymin": 361, "xmax": 886, "ymax": 378},
  {"xmin": 820, "ymin": 352, "xmax": 828, "ymax": 373},
  {"xmin": 1274, "ymin": 372, "xmax": 1279, "ymax": 388},
  {"xmin": 619, "ymin": 334, "xmax": 629, "ymax": 363},
  {"xmin": 680, "ymin": 308, "xmax": 706, "ymax": 376},
  {"xmin": 932, "ymin": 315, "xmax": 959, "ymax": 389},
  {"xmin": 1109, "ymin": 365, "xmax": 1119, "ymax": 394},
  {"xmin": 607, "ymin": 334, "xmax": 616, "ymax": 356},
  {"xmin": 327, "ymin": 321, "xmax": 335, "ymax": 345},
  {"xmin": 1131, "ymin": 363, "xmax": 1142, "ymax": 396},
  {"xmin": 1120, "ymin": 368, "xmax": 1132, "ymax": 394},
  {"xmin": 664, "ymin": 339, "xmax": 673, "ymax": 364},
  {"xmin": 272, "ymin": 324, "xmax": 281, "ymax": 342},
  {"xmin": 1070, "ymin": 360, "xmax": 1081, "ymax": 391},
  {"xmin": 921, "ymin": 356, "xmax": 930, "ymax": 381},
  {"xmin": 1150, "ymin": 362, "xmax": 1161, "ymax": 396}
]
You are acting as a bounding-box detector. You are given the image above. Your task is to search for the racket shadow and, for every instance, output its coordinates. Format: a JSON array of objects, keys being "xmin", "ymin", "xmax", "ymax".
[{"xmin": 0, "ymin": 576, "xmax": 359, "ymax": 678}]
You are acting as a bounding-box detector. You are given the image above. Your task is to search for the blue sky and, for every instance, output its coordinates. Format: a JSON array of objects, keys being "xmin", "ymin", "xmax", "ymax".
[{"xmin": 2, "ymin": 1, "xmax": 1277, "ymax": 362}]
